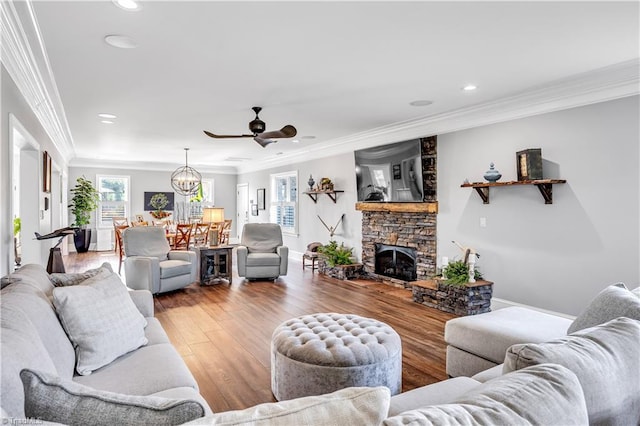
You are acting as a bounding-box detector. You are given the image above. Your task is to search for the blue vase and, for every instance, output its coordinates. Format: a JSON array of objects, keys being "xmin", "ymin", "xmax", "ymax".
[{"xmin": 484, "ymin": 163, "xmax": 502, "ymax": 182}]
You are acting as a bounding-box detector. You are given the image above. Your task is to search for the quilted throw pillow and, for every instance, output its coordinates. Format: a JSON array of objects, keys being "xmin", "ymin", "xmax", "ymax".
[
  {"xmin": 50, "ymin": 262, "xmax": 113, "ymax": 287},
  {"xmin": 21, "ymin": 369, "xmax": 204, "ymax": 426},
  {"xmin": 52, "ymin": 271, "xmax": 148, "ymax": 375}
]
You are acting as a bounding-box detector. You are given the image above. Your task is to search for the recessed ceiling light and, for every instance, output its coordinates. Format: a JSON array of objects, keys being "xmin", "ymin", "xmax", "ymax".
[
  {"xmin": 409, "ymin": 100, "xmax": 433, "ymax": 107},
  {"xmin": 462, "ymin": 84, "xmax": 477, "ymax": 92},
  {"xmin": 104, "ymin": 35, "xmax": 138, "ymax": 49},
  {"xmin": 113, "ymin": 0, "xmax": 142, "ymax": 11},
  {"xmin": 101, "ymin": 120, "xmax": 115, "ymax": 124},
  {"xmin": 98, "ymin": 113, "xmax": 117, "ymax": 119},
  {"xmin": 292, "ymin": 139, "xmax": 300, "ymax": 143}
]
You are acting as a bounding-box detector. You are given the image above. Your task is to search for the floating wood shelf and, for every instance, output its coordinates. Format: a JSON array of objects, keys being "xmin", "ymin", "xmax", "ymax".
[
  {"xmin": 461, "ymin": 179, "xmax": 567, "ymax": 204},
  {"xmin": 304, "ymin": 190, "xmax": 344, "ymax": 203},
  {"xmin": 355, "ymin": 202, "xmax": 439, "ymax": 213}
]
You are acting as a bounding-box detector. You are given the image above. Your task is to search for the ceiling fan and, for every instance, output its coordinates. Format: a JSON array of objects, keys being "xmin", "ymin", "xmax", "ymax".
[{"xmin": 203, "ymin": 106, "xmax": 297, "ymax": 148}]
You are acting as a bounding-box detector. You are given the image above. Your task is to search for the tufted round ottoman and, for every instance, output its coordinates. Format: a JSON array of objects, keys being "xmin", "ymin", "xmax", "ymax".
[{"xmin": 270, "ymin": 313, "xmax": 402, "ymax": 401}]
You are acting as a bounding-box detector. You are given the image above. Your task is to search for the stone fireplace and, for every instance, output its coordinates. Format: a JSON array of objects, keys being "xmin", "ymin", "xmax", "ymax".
[
  {"xmin": 375, "ymin": 243, "xmax": 417, "ymax": 281},
  {"xmin": 356, "ymin": 136, "xmax": 438, "ymax": 288}
]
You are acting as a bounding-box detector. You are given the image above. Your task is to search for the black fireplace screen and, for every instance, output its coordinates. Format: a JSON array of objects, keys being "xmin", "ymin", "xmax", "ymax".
[{"xmin": 375, "ymin": 243, "xmax": 417, "ymax": 281}]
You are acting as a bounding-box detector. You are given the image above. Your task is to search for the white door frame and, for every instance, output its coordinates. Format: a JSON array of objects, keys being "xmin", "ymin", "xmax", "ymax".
[
  {"xmin": 9, "ymin": 114, "xmax": 42, "ymax": 269},
  {"xmin": 236, "ymin": 183, "xmax": 249, "ymax": 241}
]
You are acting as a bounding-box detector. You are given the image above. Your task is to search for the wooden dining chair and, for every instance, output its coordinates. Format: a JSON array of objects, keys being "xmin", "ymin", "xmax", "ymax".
[
  {"xmin": 220, "ymin": 219, "xmax": 233, "ymax": 245},
  {"xmin": 192, "ymin": 223, "xmax": 210, "ymax": 247},
  {"xmin": 132, "ymin": 221, "xmax": 149, "ymax": 227},
  {"xmin": 173, "ymin": 223, "xmax": 192, "ymax": 250},
  {"xmin": 112, "ymin": 217, "xmax": 128, "ymax": 253},
  {"xmin": 114, "ymin": 225, "xmax": 129, "ymax": 274}
]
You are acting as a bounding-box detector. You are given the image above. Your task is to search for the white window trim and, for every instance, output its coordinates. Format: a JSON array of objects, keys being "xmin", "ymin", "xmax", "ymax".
[
  {"xmin": 270, "ymin": 170, "xmax": 298, "ymax": 236},
  {"xmin": 96, "ymin": 175, "xmax": 130, "ymax": 229}
]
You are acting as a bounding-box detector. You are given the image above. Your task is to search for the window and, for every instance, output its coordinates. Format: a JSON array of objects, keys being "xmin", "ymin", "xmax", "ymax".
[
  {"xmin": 270, "ymin": 171, "xmax": 297, "ymax": 235},
  {"xmin": 97, "ymin": 175, "xmax": 130, "ymax": 228}
]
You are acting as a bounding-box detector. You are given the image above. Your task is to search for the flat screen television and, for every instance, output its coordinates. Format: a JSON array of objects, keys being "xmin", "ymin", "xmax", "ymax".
[{"xmin": 355, "ymin": 139, "xmax": 424, "ymax": 202}]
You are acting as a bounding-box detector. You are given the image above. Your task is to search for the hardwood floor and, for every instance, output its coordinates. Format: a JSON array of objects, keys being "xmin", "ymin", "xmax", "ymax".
[{"xmin": 64, "ymin": 250, "xmax": 456, "ymax": 412}]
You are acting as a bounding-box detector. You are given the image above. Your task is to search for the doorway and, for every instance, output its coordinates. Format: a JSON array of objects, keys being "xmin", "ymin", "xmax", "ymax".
[
  {"xmin": 10, "ymin": 114, "xmax": 43, "ymax": 269},
  {"xmin": 236, "ymin": 183, "xmax": 249, "ymax": 242}
]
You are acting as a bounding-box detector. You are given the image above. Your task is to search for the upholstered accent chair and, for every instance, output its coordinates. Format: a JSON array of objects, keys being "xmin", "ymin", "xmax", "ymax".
[
  {"xmin": 122, "ymin": 226, "xmax": 197, "ymax": 294},
  {"xmin": 237, "ymin": 223, "xmax": 288, "ymax": 281}
]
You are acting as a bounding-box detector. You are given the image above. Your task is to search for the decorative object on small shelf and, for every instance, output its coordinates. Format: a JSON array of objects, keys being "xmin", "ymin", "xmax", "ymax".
[
  {"xmin": 516, "ymin": 148, "xmax": 543, "ymax": 181},
  {"xmin": 308, "ymin": 175, "xmax": 315, "ymax": 191},
  {"xmin": 319, "ymin": 177, "xmax": 333, "ymax": 191},
  {"xmin": 483, "ymin": 162, "xmax": 502, "ymax": 182}
]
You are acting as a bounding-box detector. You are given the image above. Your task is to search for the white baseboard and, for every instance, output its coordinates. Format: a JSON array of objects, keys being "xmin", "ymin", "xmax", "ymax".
[{"xmin": 491, "ymin": 297, "xmax": 575, "ymax": 320}]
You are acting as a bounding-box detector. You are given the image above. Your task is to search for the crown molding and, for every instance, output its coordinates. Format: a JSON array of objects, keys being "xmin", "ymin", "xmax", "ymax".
[
  {"xmin": 69, "ymin": 157, "xmax": 238, "ymax": 175},
  {"xmin": 1, "ymin": 0, "xmax": 74, "ymax": 161},
  {"xmin": 236, "ymin": 59, "xmax": 639, "ymax": 174}
]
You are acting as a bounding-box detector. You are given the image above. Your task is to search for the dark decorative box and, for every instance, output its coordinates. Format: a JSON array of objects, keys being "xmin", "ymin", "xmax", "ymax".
[{"xmin": 516, "ymin": 148, "xmax": 543, "ymax": 181}]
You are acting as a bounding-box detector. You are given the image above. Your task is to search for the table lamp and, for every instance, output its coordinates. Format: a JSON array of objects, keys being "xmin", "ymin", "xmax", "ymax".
[{"xmin": 201, "ymin": 207, "xmax": 225, "ymax": 246}]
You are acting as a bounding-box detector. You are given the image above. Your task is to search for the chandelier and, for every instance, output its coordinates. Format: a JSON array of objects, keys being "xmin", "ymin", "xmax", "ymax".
[{"xmin": 171, "ymin": 148, "xmax": 202, "ymax": 196}]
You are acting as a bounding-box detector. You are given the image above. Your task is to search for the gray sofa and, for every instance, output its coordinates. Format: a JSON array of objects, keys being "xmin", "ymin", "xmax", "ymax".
[
  {"xmin": 2, "ymin": 264, "xmax": 638, "ymax": 425},
  {"xmin": 1, "ymin": 263, "xmax": 210, "ymax": 424}
]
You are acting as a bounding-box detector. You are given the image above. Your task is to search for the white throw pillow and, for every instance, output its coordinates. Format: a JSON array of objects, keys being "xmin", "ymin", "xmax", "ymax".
[
  {"xmin": 182, "ymin": 386, "xmax": 390, "ymax": 425},
  {"xmin": 53, "ymin": 272, "xmax": 148, "ymax": 375}
]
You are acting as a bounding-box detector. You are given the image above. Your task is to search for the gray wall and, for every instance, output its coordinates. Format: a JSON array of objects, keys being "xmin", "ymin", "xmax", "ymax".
[
  {"xmin": 68, "ymin": 166, "xmax": 237, "ymax": 246},
  {"xmin": 237, "ymin": 153, "xmax": 362, "ymax": 257},
  {"xmin": 239, "ymin": 96, "xmax": 639, "ymax": 316},
  {"xmin": 437, "ymin": 96, "xmax": 639, "ymax": 315}
]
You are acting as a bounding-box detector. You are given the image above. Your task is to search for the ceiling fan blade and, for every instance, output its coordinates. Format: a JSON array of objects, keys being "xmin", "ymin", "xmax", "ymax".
[
  {"xmin": 203, "ymin": 130, "xmax": 253, "ymax": 139},
  {"xmin": 254, "ymin": 136, "xmax": 277, "ymax": 148},
  {"xmin": 259, "ymin": 125, "xmax": 297, "ymax": 140}
]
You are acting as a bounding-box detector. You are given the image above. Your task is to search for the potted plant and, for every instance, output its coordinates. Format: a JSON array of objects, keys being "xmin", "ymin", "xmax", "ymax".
[
  {"xmin": 149, "ymin": 193, "xmax": 171, "ymax": 219},
  {"xmin": 441, "ymin": 259, "xmax": 483, "ymax": 285},
  {"xmin": 68, "ymin": 176, "xmax": 99, "ymax": 253},
  {"xmin": 317, "ymin": 240, "xmax": 363, "ymax": 280},
  {"xmin": 13, "ymin": 217, "xmax": 21, "ymax": 267}
]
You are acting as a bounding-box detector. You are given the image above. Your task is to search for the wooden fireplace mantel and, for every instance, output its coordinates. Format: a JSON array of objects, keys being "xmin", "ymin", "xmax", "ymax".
[{"xmin": 355, "ymin": 202, "xmax": 438, "ymax": 213}]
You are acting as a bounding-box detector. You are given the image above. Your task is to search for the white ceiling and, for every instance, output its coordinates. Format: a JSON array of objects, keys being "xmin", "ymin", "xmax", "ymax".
[{"xmin": 26, "ymin": 1, "xmax": 640, "ymax": 173}]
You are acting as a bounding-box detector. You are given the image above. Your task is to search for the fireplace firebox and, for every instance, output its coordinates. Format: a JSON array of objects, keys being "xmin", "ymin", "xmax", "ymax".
[{"xmin": 375, "ymin": 244, "xmax": 417, "ymax": 281}]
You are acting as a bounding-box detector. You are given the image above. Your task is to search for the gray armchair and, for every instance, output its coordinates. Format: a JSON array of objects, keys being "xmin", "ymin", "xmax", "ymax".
[
  {"xmin": 123, "ymin": 226, "xmax": 197, "ymax": 294},
  {"xmin": 237, "ymin": 223, "xmax": 288, "ymax": 281}
]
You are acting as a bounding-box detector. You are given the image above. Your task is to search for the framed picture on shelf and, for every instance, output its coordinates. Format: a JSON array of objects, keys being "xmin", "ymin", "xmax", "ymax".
[
  {"xmin": 257, "ymin": 188, "xmax": 266, "ymax": 210},
  {"xmin": 516, "ymin": 148, "xmax": 543, "ymax": 181},
  {"xmin": 251, "ymin": 204, "xmax": 259, "ymax": 216},
  {"xmin": 42, "ymin": 151, "xmax": 52, "ymax": 193}
]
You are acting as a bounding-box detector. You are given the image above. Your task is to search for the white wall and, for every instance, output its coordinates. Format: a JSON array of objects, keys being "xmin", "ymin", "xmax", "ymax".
[
  {"xmin": 68, "ymin": 166, "xmax": 237, "ymax": 247},
  {"xmin": 437, "ymin": 96, "xmax": 639, "ymax": 315},
  {"xmin": 1, "ymin": 65, "xmax": 67, "ymax": 276}
]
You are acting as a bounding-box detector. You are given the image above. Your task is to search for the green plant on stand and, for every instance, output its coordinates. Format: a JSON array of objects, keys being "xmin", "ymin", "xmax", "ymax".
[
  {"xmin": 442, "ymin": 259, "xmax": 482, "ymax": 285},
  {"xmin": 68, "ymin": 176, "xmax": 99, "ymax": 253},
  {"xmin": 318, "ymin": 240, "xmax": 354, "ymax": 266}
]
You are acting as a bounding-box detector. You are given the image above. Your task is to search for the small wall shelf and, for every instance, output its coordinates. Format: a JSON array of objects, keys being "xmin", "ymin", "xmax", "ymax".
[
  {"xmin": 304, "ymin": 190, "xmax": 344, "ymax": 204},
  {"xmin": 461, "ymin": 179, "xmax": 567, "ymax": 204}
]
